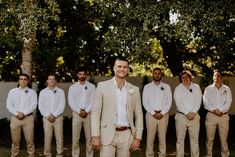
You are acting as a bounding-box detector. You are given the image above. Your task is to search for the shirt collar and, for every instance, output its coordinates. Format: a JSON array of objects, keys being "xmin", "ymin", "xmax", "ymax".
[
  {"xmin": 113, "ymin": 77, "xmax": 126, "ymax": 89},
  {"xmin": 77, "ymin": 80, "xmax": 87, "ymax": 85},
  {"xmin": 19, "ymin": 86, "xmax": 29, "ymax": 92},
  {"xmin": 47, "ymin": 86, "xmax": 58, "ymax": 91},
  {"xmin": 152, "ymin": 81, "xmax": 162, "ymax": 86}
]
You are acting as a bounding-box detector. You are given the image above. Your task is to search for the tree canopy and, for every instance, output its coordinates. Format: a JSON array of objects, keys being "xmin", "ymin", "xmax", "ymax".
[{"xmin": 0, "ymin": 0, "xmax": 234, "ymax": 82}]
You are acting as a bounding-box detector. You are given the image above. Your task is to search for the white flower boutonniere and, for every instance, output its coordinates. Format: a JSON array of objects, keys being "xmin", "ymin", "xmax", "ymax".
[{"xmin": 129, "ymin": 88, "xmax": 135, "ymax": 95}]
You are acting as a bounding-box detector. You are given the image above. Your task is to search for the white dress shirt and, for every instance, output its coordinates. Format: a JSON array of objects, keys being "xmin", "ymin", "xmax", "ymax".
[
  {"xmin": 6, "ymin": 87, "xmax": 37, "ymax": 116},
  {"xmin": 68, "ymin": 81, "xmax": 95, "ymax": 113},
  {"xmin": 203, "ymin": 83, "xmax": 232, "ymax": 113},
  {"xmin": 38, "ymin": 86, "xmax": 65, "ymax": 118},
  {"xmin": 113, "ymin": 78, "xmax": 129, "ymax": 127},
  {"xmin": 143, "ymin": 81, "xmax": 172, "ymax": 115},
  {"xmin": 174, "ymin": 83, "xmax": 202, "ymax": 115}
]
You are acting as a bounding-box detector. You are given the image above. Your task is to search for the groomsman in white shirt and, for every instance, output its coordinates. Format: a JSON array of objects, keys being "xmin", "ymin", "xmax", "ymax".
[
  {"xmin": 142, "ymin": 68, "xmax": 172, "ymax": 157},
  {"xmin": 38, "ymin": 74, "xmax": 65, "ymax": 157},
  {"xmin": 68, "ymin": 67, "xmax": 95, "ymax": 157},
  {"xmin": 203, "ymin": 69, "xmax": 232, "ymax": 157},
  {"xmin": 174, "ymin": 70, "xmax": 202, "ymax": 157},
  {"xmin": 6, "ymin": 73, "xmax": 37, "ymax": 157}
]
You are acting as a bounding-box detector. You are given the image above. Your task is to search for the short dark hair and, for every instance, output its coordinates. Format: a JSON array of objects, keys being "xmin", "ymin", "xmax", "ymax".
[
  {"xmin": 77, "ymin": 67, "xmax": 87, "ymax": 73},
  {"xmin": 213, "ymin": 69, "xmax": 223, "ymax": 77},
  {"xmin": 179, "ymin": 70, "xmax": 192, "ymax": 83},
  {"xmin": 19, "ymin": 73, "xmax": 30, "ymax": 80},
  {"xmin": 153, "ymin": 67, "xmax": 162, "ymax": 72},
  {"xmin": 115, "ymin": 57, "xmax": 129, "ymax": 64},
  {"xmin": 48, "ymin": 73, "xmax": 58, "ymax": 80}
]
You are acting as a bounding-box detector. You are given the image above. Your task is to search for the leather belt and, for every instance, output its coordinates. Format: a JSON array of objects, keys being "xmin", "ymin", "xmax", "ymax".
[
  {"xmin": 177, "ymin": 111, "xmax": 185, "ymax": 115},
  {"xmin": 208, "ymin": 111, "xmax": 228, "ymax": 115},
  {"xmin": 25, "ymin": 113, "xmax": 33, "ymax": 117},
  {"xmin": 116, "ymin": 126, "xmax": 131, "ymax": 131}
]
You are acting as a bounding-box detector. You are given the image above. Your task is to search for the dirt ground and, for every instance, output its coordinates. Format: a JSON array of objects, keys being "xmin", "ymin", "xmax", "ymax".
[
  {"xmin": 1, "ymin": 142, "xmax": 235, "ymax": 157},
  {"xmin": 1, "ymin": 115, "xmax": 235, "ymax": 157}
]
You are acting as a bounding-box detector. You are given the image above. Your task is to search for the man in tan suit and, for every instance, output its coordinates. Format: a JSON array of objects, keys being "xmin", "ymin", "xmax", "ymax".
[{"xmin": 91, "ymin": 57, "xmax": 143, "ymax": 157}]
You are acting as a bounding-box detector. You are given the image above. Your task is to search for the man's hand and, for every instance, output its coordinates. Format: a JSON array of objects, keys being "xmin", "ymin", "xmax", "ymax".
[
  {"xmin": 16, "ymin": 112, "xmax": 25, "ymax": 120},
  {"xmin": 129, "ymin": 138, "xmax": 141, "ymax": 151},
  {"xmin": 91, "ymin": 137, "xmax": 101, "ymax": 151},
  {"xmin": 79, "ymin": 110, "xmax": 88, "ymax": 118},
  {"xmin": 153, "ymin": 113, "xmax": 163, "ymax": 120},
  {"xmin": 214, "ymin": 109, "xmax": 223, "ymax": 117},
  {"xmin": 153, "ymin": 111, "xmax": 163, "ymax": 120},
  {"xmin": 186, "ymin": 112, "xmax": 195, "ymax": 120},
  {"xmin": 48, "ymin": 114, "xmax": 56, "ymax": 123}
]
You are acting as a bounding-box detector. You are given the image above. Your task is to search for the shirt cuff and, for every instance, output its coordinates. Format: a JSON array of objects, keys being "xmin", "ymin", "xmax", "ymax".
[{"xmin": 149, "ymin": 110, "xmax": 155, "ymax": 115}]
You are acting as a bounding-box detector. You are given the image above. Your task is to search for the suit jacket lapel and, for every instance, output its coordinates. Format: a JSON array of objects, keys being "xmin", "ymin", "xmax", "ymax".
[
  {"xmin": 109, "ymin": 79, "xmax": 117, "ymax": 112},
  {"xmin": 126, "ymin": 82, "xmax": 132, "ymax": 110}
]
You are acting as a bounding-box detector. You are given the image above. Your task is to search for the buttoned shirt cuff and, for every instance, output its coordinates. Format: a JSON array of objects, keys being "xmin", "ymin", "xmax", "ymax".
[
  {"xmin": 161, "ymin": 111, "xmax": 167, "ymax": 115},
  {"xmin": 85, "ymin": 108, "xmax": 90, "ymax": 113},
  {"xmin": 218, "ymin": 108, "xmax": 227, "ymax": 113},
  {"xmin": 53, "ymin": 113, "xmax": 60, "ymax": 117},
  {"xmin": 23, "ymin": 111, "xmax": 30, "ymax": 116},
  {"xmin": 13, "ymin": 112, "xmax": 18, "ymax": 116},
  {"xmin": 150, "ymin": 110, "xmax": 155, "ymax": 115}
]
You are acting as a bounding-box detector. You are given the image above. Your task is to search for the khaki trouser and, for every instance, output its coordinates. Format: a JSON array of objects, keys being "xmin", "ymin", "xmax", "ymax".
[
  {"xmin": 10, "ymin": 115, "xmax": 35, "ymax": 157},
  {"xmin": 175, "ymin": 113, "xmax": 200, "ymax": 157},
  {"xmin": 205, "ymin": 112, "xmax": 230, "ymax": 157},
  {"xmin": 72, "ymin": 112, "xmax": 93, "ymax": 157},
  {"xmin": 146, "ymin": 113, "xmax": 169, "ymax": 157},
  {"xmin": 43, "ymin": 115, "xmax": 63, "ymax": 157},
  {"xmin": 100, "ymin": 129, "xmax": 134, "ymax": 157}
]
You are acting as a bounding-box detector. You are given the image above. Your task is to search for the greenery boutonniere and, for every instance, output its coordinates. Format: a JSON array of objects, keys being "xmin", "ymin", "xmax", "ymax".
[
  {"xmin": 129, "ymin": 88, "xmax": 135, "ymax": 95},
  {"xmin": 222, "ymin": 90, "xmax": 227, "ymax": 95}
]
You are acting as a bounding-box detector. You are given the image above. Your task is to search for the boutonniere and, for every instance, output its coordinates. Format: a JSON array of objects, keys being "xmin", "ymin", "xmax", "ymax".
[
  {"xmin": 128, "ymin": 88, "xmax": 135, "ymax": 95},
  {"xmin": 189, "ymin": 89, "xmax": 192, "ymax": 93},
  {"xmin": 53, "ymin": 90, "xmax": 57, "ymax": 93},
  {"xmin": 222, "ymin": 90, "xmax": 227, "ymax": 95},
  {"xmin": 85, "ymin": 86, "xmax": 88, "ymax": 90},
  {"xmin": 161, "ymin": 87, "xmax": 164, "ymax": 90},
  {"xmin": 25, "ymin": 90, "xmax": 28, "ymax": 93}
]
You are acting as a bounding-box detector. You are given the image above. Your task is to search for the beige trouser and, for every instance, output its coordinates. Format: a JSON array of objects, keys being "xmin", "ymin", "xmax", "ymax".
[
  {"xmin": 72, "ymin": 112, "xmax": 93, "ymax": 157},
  {"xmin": 175, "ymin": 113, "xmax": 200, "ymax": 157},
  {"xmin": 10, "ymin": 115, "xmax": 35, "ymax": 157},
  {"xmin": 146, "ymin": 113, "xmax": 169, "ymax": 157},
  {"xmin": 205, "ymin": 112, "xmax": 230, "ymax": 157},
  {"xmin": 43, "ymin": 115, "xmax": 63, "ymax": 157},
  {"xmin": 100, "ymin": 129, "xmax": 134, "ymax": 157}
]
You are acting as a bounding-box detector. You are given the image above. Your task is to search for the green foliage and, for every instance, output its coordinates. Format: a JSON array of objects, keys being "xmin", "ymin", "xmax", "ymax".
[
  {"xmin": 0, "ymin": 0, "xmax": 60, "ymax": 40},
  {"xmin": 0, "ymin": 0, "xmax": 234, "ymax": 81}
]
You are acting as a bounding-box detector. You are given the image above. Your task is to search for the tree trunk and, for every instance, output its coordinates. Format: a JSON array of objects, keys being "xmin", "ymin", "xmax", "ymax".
[{"xmin": 21, "ymin": 37, "xmax": 35, "ymax": 78}]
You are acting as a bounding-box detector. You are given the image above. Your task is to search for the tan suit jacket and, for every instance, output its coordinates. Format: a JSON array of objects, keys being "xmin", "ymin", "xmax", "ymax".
[{"xmin": 91, "ymin": 78, "xmax": 143, "ymax": 145}]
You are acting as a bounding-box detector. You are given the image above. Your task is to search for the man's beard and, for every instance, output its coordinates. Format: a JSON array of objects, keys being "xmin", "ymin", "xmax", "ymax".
[
  {"xmin": 153, "ymin": 76, "xmax": 161, "ymax": 82},
  {"xmin": 79, "ymin": 77, "xmax": 86, "ymax": 81}
]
